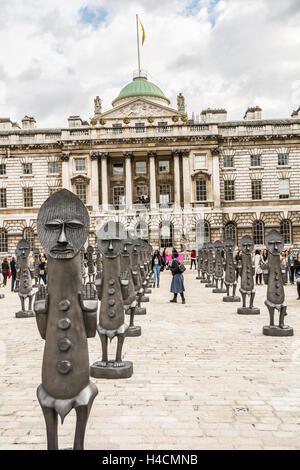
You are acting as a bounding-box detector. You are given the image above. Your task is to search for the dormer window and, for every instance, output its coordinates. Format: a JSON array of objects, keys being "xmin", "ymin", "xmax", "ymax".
[
  {"xmin": 278, "ymin": 154, "xmax": 288, "ymax": 166},
  {"xmin": 135, "ymin": 122, "xmax": 145, "ymax": 133},
  {"xmin": 22, "ymin": 163, "xmax": 32, "ymax": 175},
  {"xmin": 75, "ymin": 158, "xmax": 86, "ymax": 172}
]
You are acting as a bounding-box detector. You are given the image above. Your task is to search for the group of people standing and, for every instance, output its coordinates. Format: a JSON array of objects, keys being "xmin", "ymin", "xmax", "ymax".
[
  {"xmin": 151, "ymin": 249, "xmax": 186, "ymax": 303},
  {"xmin": 0, "ymin": 253, "xmax": 48, "ymax": 292}
]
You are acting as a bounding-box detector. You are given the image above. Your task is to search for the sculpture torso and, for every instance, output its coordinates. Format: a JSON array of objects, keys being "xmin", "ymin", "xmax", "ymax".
[
  {"xmin": 267, "ymin": 253, "xmax": 285, "ymax": 305},
  {"xmin": 42, "ymin": 254, "xmax": 89, "ymax": 399},
  {"xmin": 241, "ymin": 253, "xmax": 254, "ymax": 291},
  {"xmin": 99, "ymin": 256, "xmax": 125, "ymax": 330},
  {"xmin": 120, "ymin": 253, "xmax": 136, "ymax": 306},
  {"xmin": 18, "ymin": 257, "xmax": 33, "ymax": 295},
  {"xmin": 225, "ymin": 252, "xmax": 235, "ymax": 284},
  {"xmin": 214, "ymin": 251, "xmax": 224, "ymax": 278}
]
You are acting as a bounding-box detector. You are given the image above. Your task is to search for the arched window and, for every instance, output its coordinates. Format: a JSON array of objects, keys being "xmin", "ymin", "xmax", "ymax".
[
  {"xmin": 196, "ymin": 220, "xmax": 210, "ymax": 246},
  {"xmin": 253, "ymin": 220, "xmax": 264, "ymax": 245},
  {"xmin": 23, "ymin": 227, "xmax": 35, "ymax": 250},
  {"xmin": 135, "ymin": 221, "xmax": 149, "ymax": 240},
  {"xmin": 224, "ymin": 222, "xmax": 237, "ymax": 246},
  {"xmin": 159, "ymin": 222, "xmax": 173, "ymax": 248},
  {"xmin": 280, "ymin": 219, "xmax": 292, "ymax": 245},
  {"xmin": 0, "ymin": 228, "xmax": 8, "ymax": 253}
]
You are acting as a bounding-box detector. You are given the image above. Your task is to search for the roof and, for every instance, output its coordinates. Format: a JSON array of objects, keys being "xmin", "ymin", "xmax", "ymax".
[{"xmin": 112, "ymin": 76, "xmax": 170, "ymax": 106}]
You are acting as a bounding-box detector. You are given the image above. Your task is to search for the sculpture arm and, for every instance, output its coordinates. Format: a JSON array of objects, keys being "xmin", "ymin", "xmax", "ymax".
[
  {"xmin": 78, "ymin": 283, "xmax": 98, "ymax": 338},
  {"xmin": 131, "ymin": 266, "xmax": 138, "ymax": 286},
  {"xmin": 119, "ymin": 271, "xmax": 129, "ymax": 300},
  {"xmin": 94, "ymin": 272, "xmax": 103, "ymax": 300},
  {"xmin": 262, "ymin": 265, "xmax": 270, "ymax": 285},
  {"xmin": 34, "ymin": 285, "xmax": 49, "ymax": 340}
]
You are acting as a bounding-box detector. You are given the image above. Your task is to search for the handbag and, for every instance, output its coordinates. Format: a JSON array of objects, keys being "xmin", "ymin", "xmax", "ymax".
[
  {"xmin": 40, "ymin": 269, "xmax": 45, "ymax": 275},
  {"xmin": 178, "ymin": 262, "xmax": 186, "ymax": 273}
]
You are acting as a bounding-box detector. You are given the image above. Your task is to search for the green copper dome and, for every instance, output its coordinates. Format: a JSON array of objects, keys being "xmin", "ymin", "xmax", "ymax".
[{"xmin": 112, "ymin": 76, "xmax": 170, "ymax": 106}]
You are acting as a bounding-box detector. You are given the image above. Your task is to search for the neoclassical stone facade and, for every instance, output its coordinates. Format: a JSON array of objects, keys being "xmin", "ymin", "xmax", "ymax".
[{"xmin": 0, "ymin": 75, "xmax": 300, "ymax": 255}]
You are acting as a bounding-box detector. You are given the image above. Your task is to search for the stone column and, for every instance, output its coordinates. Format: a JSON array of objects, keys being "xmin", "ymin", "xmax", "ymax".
[
  {"xmin": 173, "ymin": 150, "xmax": 181, "ymax": 208},
  {"xmin": 148, "ymin": 151, "xmax": 157, "ymax": 210},
  {"xmin": 124, "ymin": 152, "xmax": 133, "ymax": 210},
  {"xmin": 211, "ymin": 148, "xmax": 221, "ymax": 209},
  {"xmin": 100, "ymin": 152, "xmax": 109, "ymax": 211},
  {"xmin": 90, "ymin": 151, "xmax": 100, "ymax": 211},
  {"xmin": 61, "ymin": 152, "xmax": 70, "ymax": 190},
  {"xmin": 182, "ymin": 149, "xmax": 192, "ymax": 208}
]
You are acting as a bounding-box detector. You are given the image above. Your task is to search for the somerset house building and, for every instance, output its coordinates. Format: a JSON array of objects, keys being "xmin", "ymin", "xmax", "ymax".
[{"xmin": 0, "ymin": 70, "xmax": 300, "ymax": 255}]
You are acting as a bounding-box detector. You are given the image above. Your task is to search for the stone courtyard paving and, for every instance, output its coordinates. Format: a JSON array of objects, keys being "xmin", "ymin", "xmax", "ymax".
[{"xmin": 0, "ymin": 269, "xmax": 300, "ymax": 450}]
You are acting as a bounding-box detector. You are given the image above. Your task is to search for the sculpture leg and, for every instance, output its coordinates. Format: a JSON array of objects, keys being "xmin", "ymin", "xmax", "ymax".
[
  {"xmin": 129, "ymin": 307, "xmax": 135, "ymax": 327},
  {"xmin": 232, "ymin": 283, "xmax": 237, "ymax": 297},
  {"xmin": 241, "ymin": 292, "xmax": 246, "ymax": 308},
  {"xmin": 28, "ymin": 294, "xmax": 34, "ymax": 311},
  {"xmin": 267, "ymin": 305, "xmax": 275, "ymax": 327},
  {"xmin": 41, "ymin": 406, "xmax": 59, "ymax": 450},
  {"xmin": 73, "ymin": 405, "xmax": 90, "ymax": 450},
  {"xmin": 20, "ymin": 296, "xmax": 25, "ymax": 311},
  {"xmin": 115, "ymin": 333, "xmax": 125, "ymax": 367},
  {"xmin": 279, "ymin": 306, "xmax": 287, "ymax": 328},
  {"xmin": 99, "ymin": 333, "xmax": 108, "ymax": 366},
  {"xmin": 249, "ymin": 292, "xmax": 255, "ymax": 308},
  {"xmin": 226, "ymin": 283, "xmax": 230, "ymax": 296}
]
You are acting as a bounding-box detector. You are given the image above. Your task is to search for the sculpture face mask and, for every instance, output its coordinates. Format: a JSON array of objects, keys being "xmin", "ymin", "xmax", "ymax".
[
  {"xmin": 16, "ymin": 239, "xmax": 30, "ymax": 259},
  {"xmin": 224, "ymin": 239, "xmax": 235, "ymax": 253},
  {"xmin": 37, "ymin": 189, "xmax": 89, "ymax": 259},
  {"xmin": 241, "ymin": 236, "xmax": 254, "ymax": 254},
  {"xmin": 266, "ymin": 230, "xmax": 284, "ymax": 255},
  {"xmin": 97, "ymin": 221, "xmax": 127, "ymax": 258}
]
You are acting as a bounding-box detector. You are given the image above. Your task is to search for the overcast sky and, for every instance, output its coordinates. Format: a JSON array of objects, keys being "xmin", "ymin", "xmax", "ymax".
[{"xmin": 0, "ymin": 0, "xmax": 299, "ymax": 128}]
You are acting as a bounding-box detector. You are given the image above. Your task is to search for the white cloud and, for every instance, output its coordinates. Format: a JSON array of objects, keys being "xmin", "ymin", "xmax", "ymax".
[{"xmin": 0, "ymin": 0, "xmax": 299, "ymax": 127}]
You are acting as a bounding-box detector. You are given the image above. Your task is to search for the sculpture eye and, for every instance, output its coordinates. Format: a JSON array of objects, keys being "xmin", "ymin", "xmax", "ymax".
[
  {"xmin": 45, "ymin": 220, "xmax": 63, "ymax": 230},
  {"xmin": 66, "ymin": 220, "xmax": 84, "ymax": 229}
]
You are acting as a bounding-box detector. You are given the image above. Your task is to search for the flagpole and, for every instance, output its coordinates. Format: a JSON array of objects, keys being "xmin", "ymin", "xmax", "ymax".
[{"xmin": 136, "ymin": 14, "xmax": 141, "ymax": 77}]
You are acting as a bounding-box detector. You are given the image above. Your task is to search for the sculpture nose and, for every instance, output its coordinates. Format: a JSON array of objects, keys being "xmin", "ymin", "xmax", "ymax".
[
  {"xmin": 108, "ymin": 240, "xmax": 114, "ymax": 251},
  {"xmin": 58, "ymin": 224, "xmax": 67, "ymax": 244}
]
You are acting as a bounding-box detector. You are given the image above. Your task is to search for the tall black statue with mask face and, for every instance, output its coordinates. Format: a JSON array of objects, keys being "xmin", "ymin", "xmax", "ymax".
[
  {"xmin": 200, "ymin": 243, "xmax": 208, "ymax": 283},
  {"xmin": 205, "ymin": 242, "xmax": 216, "ymax": 288},
  {"xmin": 34, "ymin": 189, "xmax": 98, "ymax": 450},
  {"xmin": 15, "ymin": 239, "xmax": 35, "ymax": 318},
  {"xmin": 223, "ymin": 238, "xmax": 241, "ymax": 302},
  {"xmin": 91, "ymin": 221, "xmax": 133, "ymax": 379},
  {"xmin": 237, "ymin": 236, "xmax": 260, "ymax": 315},
  {"xmin": 212, "ymin": 240, "xmax": 227, "ymax": 294},
  {"xmin": 86, "ymin": 245, "xmax": 95, "ymax": 282},
  {"xmin": 262, "ymin": 230, "xmax": 293, "ymax": 336}
]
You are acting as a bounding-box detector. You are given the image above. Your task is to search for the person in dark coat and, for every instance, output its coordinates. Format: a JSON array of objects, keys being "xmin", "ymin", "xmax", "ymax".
[
  {"xmin": 10, "ymin": 256, "xmax": 17, "ymax": 291},
  {"xmin": 151, "ymin": 250, "xmax": 165, "ymax": 288},
  {"xmin": 190, "ymin": 249, "xmax": 197, "ymax": 269},
  {"xmin": 1, "ymin": 258, "xmax": 9, "ymax": 286},
  {"xmin": 39, "ymin": 257, "xmax": 47, "ymax": 285},
  {"xmin": 295, "ymin": 252, "xmax": 300, "ymax": 300},
  {"xmin": 167, "ymin": 249, "xmax": 185, "ymax": 304}
]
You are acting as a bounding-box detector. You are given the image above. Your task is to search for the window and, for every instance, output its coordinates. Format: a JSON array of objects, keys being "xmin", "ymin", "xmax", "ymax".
[
  {"xmin": 0, "ymin": 188, "xmax": 7, "ymax": 208},
  {"xmin": 135, "ymin": 161, "xmax": 147, "ymax": 174},
  {"xmin": 75, "ymin": 158, "xmax": 86, "ymax": 172},
  {"xmin": 196, "ymin": 220, "xmax": 210, "ymax": 245},
  {"xmin": 159, "ymin": 160, "xmax": 169, "ymax": 173},
  {"xmin": 159, "ymin": 184, "xmax": 171, "ymax": 204},
  {"xmin": 280, "ymin": 220, "xmax": 292, "ymax": 245},
  {"xmin": 135, "ymin": 221, "xmax": 148, "ymax": 239},
  {"xmin": 48, "ymin": 161, "xmax": 59, "ymax": 174},
  {"xmin": 278, "ymin": 153, "xmax": 288, "ymax": 166},
  {"xmin": 225, "ymin": 222, "xmax": 237, "ymax": 245},
  {"xmin": 251, "ymin": 180, "xmax": 262, "ymax": 200},
  {"xmin": 160, "ymin": 222, "xmax": 173, "ymax": 248},
  {"xmin": 135, "ymin": 123, "xmax": 145, "ymax": 133},
  {"xmin": 75, "ymin": 183, "xmax": 86, "ymax": 204},
  {"xmin": 0, "ymin": 164, "xmax": 6, "ymax": 175},
  {"xmin": 279, "ymin": 179, "xmax": 289, "ymax": 199},
  {"xmin": 113, "ymin": 163, "xmax": 124, "ymax": 175},
  {"xmin": 158, "ymin": 121, "xmax": 168, "ymax": 132},
  {"xmin": 223, "ymin": 155, "xmax": 234, "ymax": 168},
  {"xmin": 194, "ymin": 154, "xmax": 207, "ymax": 170},
  {"xmin": 23, "ymin": 188, "xmax": 33, "ymax": 207},
  {"xmin": 23, "ymin": 227, "xmax": 34, "ymax": 250},
  {"xmin": 113, "ymin": 186, "xmax": 125, "ymax": 206},
  {"xmin": 224, "ymin": 180, "xmax": 235, "ymax": 201},
  {"xmin": 112, "ymin": 123, "xmax": 122, "ymax": 134},
  {"xmin": 0, "ymin": 228, "xmax": 8, "ymax": 252},
  {"xmin": 22, "ymin": 163, "xmax": 32, "ymax": 175},
  {"xmin": 196, "ymin": 180, "xmax": 207, "ymax": 201},
  {"xmin": 135, "ymin": 185, "xmax": 148, "ymax": 199},
  {"xmin": 253, "ymin": 220, "xmax": 264, "ymax": 245},
  {"xmin": 250, "ymin": 154, "xmax": 261, "ymax": 167}
]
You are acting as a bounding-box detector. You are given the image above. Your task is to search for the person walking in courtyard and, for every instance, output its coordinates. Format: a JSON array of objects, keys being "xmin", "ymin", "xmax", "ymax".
[
  {"xmin": 39, "ymin": 257, "xmax": 47, "ymax": 285},
  {"xmin": 167, "ymin": 249, "xmax": 185, "ymax": 304},
  {"xmin": 235, "ymin": 250, "xmax": 242, "ymax": 281},
  {"xmin": 254, "ymin": 249, "xmax": 263, "ymax": 285},
  {"xmin": 294, "ymin": 252, "xmax": 300, "ymax": 300},
  {"xmin": 287, "ymin": 248, "xmax": 296, "ymax": 284},
  {"xmin": 1, "ymin": 257, "xmax": 9, "ymax": 287},
  {"xmin": 280, "ymin": 251, "xmax": 288, "ymax": 285},
  {"xmin": 190, "ymin": 249, "xmax": 197, "ymax": 270},
  {"xmin": 151, "ymin": 250, "xmax": 165, "ymax": 288},
  {"xmin": 10, "ymin": 256, "xmax": 17, "ymax": 291}
]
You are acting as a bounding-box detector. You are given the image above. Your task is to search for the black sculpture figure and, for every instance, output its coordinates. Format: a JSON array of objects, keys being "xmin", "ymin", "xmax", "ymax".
[
  {"xmin": 91, "ymin": 221, "xmax": 133, "ymax": 379},
  {"xmin": 223, "ymin": 238, "xmax": 241, "ymax": 302},
  {"xmin": 196, "ymin": 248, "xmax": 202, "ymax": 280},
  {"xmin": 200, "ymin": 243, "xmax": 208, "ymax": 283},
  {"xmin": 262, "ymin": 230, "xmax": 293, "ymax": 336},
  {"xmin": 121, "ymin": 232, "xmax": 141, "ymax": 337},
  {"xmin": 80, "ymin": 247, "xmax": 87, "ymax": 285},
  {"xmin": 86, "ymin": 245, "xmax": 95, "ymax": 282},
  {"xmin": 141, "ymin": 240, "xmax": 152, "ymax": 294},
  {"xmin": 131, "ymin": 238, "xmax": 147, "ymax": 315},
  {"xmin": 34, "ymin": 189, "xmax": 98, "ymax": 450},
  {"xmin": 33, "ymin": 248, "xmax": 40, "ymax": 287},
  {"xmin": 205, "ymin": 242, "xmax": 216, "ymax": 288},
  {"xmin": 212, "ymin": 240, "xmax": 227, "ymax": 294},
  {"xmin": 237, "ymin": 236, "xmax": 260, "ymax": 315},
  {"xmin": 15, "ymin": 239, "xmax": 35, "ymax": 318}
]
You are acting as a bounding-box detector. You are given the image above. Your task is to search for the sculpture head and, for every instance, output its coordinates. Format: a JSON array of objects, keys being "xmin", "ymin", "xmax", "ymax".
[
  {"xmin": 97, "ymin": 221, "xmax": 127, "ymax": 259},
  {"xmin": 265, "ymin": 230, "xmax": 284, "ymax": 255},
  {"xmin": 132, "ymin": 237, "xmax": 141, "ymax": 255},
  {"xmin": 15, "ymin": 239, "xmax": 30, "ymax": 259},
  {"xmin": 240, "ymin": 235, "xmax": 254, "ymax": 254},
  {"xmin": 214, "ymin": 240, "xmax": 223, "ymax": 254},
  {"xmin": 37, "ymin": 189, "xmax": 90, "ymax": 259},
  {"xmin": 121, "ymin": 232, "xmax": 133, "ymax": 257},
  {"xmin": 224, "ymin": 238, "xmax": 235, "ymax": 253},
  {"xmin": 87, "ymin": 245, "xmax": 94, "ymax": 255},
  {"xmin": 207, "ymin": 242, "xmax": 214, "ymax": 253}
]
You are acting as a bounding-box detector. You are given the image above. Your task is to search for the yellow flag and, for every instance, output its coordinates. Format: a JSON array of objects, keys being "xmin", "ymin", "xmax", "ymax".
[{"xmin": 139, "ymin": 19, "xmax": 145, "ymax": 45}]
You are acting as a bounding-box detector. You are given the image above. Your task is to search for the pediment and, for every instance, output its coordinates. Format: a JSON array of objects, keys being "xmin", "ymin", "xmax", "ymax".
[{"xmin": 100, "ymin": 98, "xmax": 181, "ymax": 120}]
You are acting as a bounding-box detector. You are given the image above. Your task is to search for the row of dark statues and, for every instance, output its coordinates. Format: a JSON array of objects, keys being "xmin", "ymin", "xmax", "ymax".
[
  {"xmin": 14, "ymin": 189, "xmax": 154, "ymax": 450},
  {"xmin": 196, "ymin": 235, "xmax": 293, "ymax": 336}
]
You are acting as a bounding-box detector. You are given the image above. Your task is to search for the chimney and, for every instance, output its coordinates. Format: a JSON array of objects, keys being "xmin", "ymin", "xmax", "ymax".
[
  {"xmin": 22, "ymin": 115, "xmax": 36, "ymax": 129},
  {"xmin": 243, "ymin": 106, "xmax": 262, "ymax": 120},
  {"xmin": 291, "ymin": 106, "xmax": 300, "ymax": 119},
  {"xmin": 68, "ymin": 115, "xmax": 83, "ymax": 127},
  {"xmin": 200, "ymin": 108, "xmax": 227, "ymax": 123}
]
